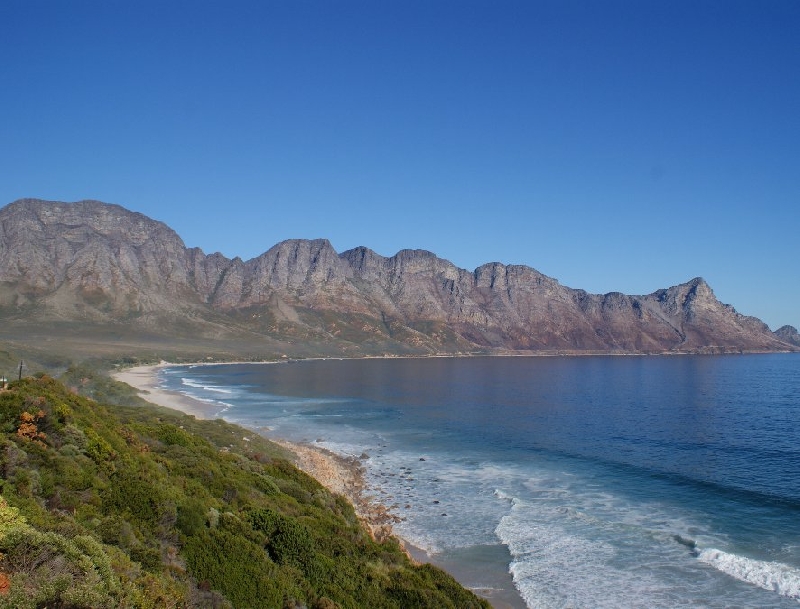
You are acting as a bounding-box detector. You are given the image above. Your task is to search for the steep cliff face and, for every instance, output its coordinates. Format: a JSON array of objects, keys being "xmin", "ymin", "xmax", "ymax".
[
  {"xmin": 0, "ymin": 198, "xmax": 794, "ymax": 354},
  {"xmin": 236, "ymin": 239, "xmax": 353, "ymax": 308},
  {"xmin": 0, "ymin": 199, "xmax": 202, "ymax": 319}
]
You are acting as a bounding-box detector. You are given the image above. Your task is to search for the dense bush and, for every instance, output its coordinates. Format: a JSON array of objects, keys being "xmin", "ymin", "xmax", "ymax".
[
  {"xmin": 0, "ymin": 375, "xmax": 490, "ymax": 607},
  {"xmin": 183, "ymin": 527, "xmax": 289, "ymax": 608}
]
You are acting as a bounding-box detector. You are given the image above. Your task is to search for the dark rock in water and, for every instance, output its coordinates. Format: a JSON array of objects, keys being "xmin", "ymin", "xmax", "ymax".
[{"xmin": 673, "ymin": 534, "xmax": 699, "ymax": 556}]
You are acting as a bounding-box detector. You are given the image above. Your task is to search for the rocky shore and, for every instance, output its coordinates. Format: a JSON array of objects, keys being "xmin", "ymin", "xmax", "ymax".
[{"xmin": 270, "ymin": 439, "xmax": 404, "ymax": 544}]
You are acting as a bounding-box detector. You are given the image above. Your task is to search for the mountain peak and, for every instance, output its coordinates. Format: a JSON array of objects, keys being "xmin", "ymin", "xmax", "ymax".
[
  {"xmin": 0, "ymin": 198, "xmax": 794, "ymax": 355},
  {"xmin": 775, "ymin": 325, "xmax": 800, "ymax": 347}
]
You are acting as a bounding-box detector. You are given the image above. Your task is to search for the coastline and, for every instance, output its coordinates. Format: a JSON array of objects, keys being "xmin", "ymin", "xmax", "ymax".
[
  {"xmin": 113, "ymin": 363, "xmax": 399, "ymax": 538},
  {"xmin": 112, "ymin": 362, "xmax": 524, "ymax": 609},
  {"xmin": 112, "ymin": 362, "xmax": 221, "ymax": 419}
]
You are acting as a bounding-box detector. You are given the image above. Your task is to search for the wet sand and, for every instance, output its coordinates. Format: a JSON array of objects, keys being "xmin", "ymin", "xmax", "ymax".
[{"xmin": 112, "ymin": 362, "xmax": 525, "ymax": 608}]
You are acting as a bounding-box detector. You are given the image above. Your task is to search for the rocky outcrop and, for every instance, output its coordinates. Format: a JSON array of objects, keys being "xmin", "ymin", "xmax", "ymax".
[
  {"xmin": 0, "ymin": 198, "xmax": 794, "ymax": 354},
  {"xmin": 0, "ymin": 199, "xmax": 201, "ymax": 319},
  {"xmin": 775, "ymin": 325, "xmax": 800, "ymax": 347}
]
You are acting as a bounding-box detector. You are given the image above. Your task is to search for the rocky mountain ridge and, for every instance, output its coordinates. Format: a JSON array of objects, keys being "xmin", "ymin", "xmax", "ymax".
[
  {"xmin": 0, "ymin": 198, "xmax": 795, "ymax": 355},
  {"xmin": 775, "ymin": 325, "xmax": 800, "ymax": 347}
]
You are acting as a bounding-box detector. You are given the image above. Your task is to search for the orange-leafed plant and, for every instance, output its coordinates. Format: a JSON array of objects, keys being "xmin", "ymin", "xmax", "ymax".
[{"xmin": 16, "ymin": 410, "xmax": 47, "ymax": 446}]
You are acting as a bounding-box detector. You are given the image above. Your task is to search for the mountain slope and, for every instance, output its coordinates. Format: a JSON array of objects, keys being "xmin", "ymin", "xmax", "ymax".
[
  {"xmin": 775, "ymin": 325, "xmax": 800, "ymax": 347},
  {"xmin": 0, "ymin": 198, "xmax": 794, "ymax": 355}
]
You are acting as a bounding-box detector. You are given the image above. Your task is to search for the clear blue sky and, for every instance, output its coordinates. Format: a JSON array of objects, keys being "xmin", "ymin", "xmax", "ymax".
[{"xmin": 1, "ymin": 1, "xmax": 798, "ymax": 329}]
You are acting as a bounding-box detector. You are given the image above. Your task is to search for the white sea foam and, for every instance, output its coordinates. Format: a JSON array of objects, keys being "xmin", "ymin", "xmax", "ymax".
[
  {"xmin": 175, "ymin": 391, "xmax": 218, "ymax": 406},
  {"xmin": 180, "ymin": 378, "xmax": 233, "ymax": 393},
  {"xmin": 495, "ymin": 494, "xmax": 641, "ymax": 609},
  {"xmin": 312, "ymin": 445, "xmax": 520, "ymax": 555},
  {"xmin": 175, "ymin": 390, "xmax": 234, "ymax": 417},
  {"xmin": 349, "ymin": 448, "xmax": 793, "ymax": 608},
  {"xmin": 170, "ymin": 360, "xmax": 800, "ymax": 608},
  {"xmin": 214, "ymin": 401, "xmax": 234, "ymax": 415},
  {"xmin": 698, "ymin": 548, "xmax": 800, "ymax": 601},
  {"xmin": 492, "ymin": 478, "xmax": 750, "ymax": 609}
]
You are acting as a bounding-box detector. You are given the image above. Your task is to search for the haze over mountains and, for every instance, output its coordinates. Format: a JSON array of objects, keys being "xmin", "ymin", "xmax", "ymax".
[{"xmin": 0, "ymin": 198, "xmax": 796, "ymax": 358}]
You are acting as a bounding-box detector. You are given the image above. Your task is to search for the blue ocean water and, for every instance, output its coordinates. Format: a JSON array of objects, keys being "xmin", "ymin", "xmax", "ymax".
[{"xmin": 160, "ymin": 354, "xmax": 800, "ymax": 608}]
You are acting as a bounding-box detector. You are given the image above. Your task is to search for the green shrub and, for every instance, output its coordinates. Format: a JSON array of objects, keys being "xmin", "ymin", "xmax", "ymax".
[
  {"xmin": 157, "ymin": 423, "xmax": 193, "ymax": 447},
  {"xmin": 102, "ymin": 466, "xmax": 167, "ymax": 528},
  {"xmin": 176, "ymin": 497, "xmax": 207, "ymax": 536},
  {"xmin": 0, "ymin": 526, "xmax": 120, "ymax": 608},
  {"xmin": 0, "ymin": 495, "xmax": 26, "ymax": 539},
  {"xmin": 129, "ymin": 543, "xmax": 162, "ymax": 571},
  {"xmin": 0, "ymin": 392, "xmax": 26, "ymax": 432},
  {"xmin": 0, "ymin": 374, "xmax": 490, "ymax": 609},
  {"xmin": 254, "ymin": 473, "xmax": 282, "ymax": 495},
  {"xmin": 269, "ymin": 516, "xmax": 315, "ymax": 570},
  {"xmin": 95, "ymin": 514, "xmax": 136, "ymax": 548},
  {"xmin": 183, "ymin": 528, "xmax": 290, "ymax": 608},
  {"xmin": 61, "ymin": 423, "xmax": 88, "ymax": 449},
  {"xmin": 84, "ymin": 427, "xmax": 117, "ymax": 465},
  {"xmin": 54, "ymin": 402, "xmax": 73, "ymax": 424}
]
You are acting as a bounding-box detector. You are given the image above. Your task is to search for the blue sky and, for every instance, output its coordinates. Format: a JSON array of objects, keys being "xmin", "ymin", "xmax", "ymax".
[{"xmin": 1, "ymin": 1, "xmax": 798, "ymax": 329}]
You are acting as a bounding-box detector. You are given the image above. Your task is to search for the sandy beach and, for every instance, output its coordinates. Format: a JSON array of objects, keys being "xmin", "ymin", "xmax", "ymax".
[
  {"xmin": 113, "ymin": 363, "xmax": 220, "ymax": 419},
  {"xmin": 112, "ymin": 362, "xmax": 523, "ymax": 608}
]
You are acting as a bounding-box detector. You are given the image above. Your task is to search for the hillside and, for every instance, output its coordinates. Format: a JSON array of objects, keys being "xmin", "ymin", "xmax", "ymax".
[
  {"xmin": 0, "ymin": 198, "xmax": 795, "ymax": 357},
  {"xmin": 775, "ymin": 325, "xmax": 800, "ymax": 347},
  {"xmin": 0, "ymin": 373, "xmax": 488, "ymax": 608}
]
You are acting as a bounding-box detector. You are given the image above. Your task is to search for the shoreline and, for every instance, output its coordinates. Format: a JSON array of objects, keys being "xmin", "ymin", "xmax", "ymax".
[
  {"xmin": 112, "ymin": 361, "xmax": 524, "ymax": 609},
  {"xmin": 113, "ymin": 363, "xmax": 397, "ymax": 537},
  {"xmin": 111, "ymin": 365, "xmax": 400, "ymax": 541},
  {"xmin": 113, "ymin": 363, "xmax": 418, "ymax": 542}
]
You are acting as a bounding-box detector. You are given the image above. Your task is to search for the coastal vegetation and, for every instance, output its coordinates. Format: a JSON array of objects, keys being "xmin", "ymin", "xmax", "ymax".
[{"xmin": 0, "ymin": 370, "xmax": 489, "ymax": 608}]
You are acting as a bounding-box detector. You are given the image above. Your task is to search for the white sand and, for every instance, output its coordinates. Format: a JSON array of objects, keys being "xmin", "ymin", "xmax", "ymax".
[{"xmin": 113, "ymin": 362, "xmax": 219, "ymax": 419}]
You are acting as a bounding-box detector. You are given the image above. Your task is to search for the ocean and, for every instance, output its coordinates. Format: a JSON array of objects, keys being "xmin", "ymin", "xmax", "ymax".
[{"xmin": 158, "ymin": 354, "xmax": 800, "ymax": 608}]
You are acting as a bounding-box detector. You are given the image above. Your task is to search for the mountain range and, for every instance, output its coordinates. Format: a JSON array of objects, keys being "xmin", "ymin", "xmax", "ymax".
[{"xmin": 0, "ymin": 198, "xmax": 796, "ymax": 358}]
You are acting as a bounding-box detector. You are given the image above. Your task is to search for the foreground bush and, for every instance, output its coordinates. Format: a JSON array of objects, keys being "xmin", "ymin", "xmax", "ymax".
[{"xmin": 0, "ymin": 374, "xmax": 489, "ymax": 608}]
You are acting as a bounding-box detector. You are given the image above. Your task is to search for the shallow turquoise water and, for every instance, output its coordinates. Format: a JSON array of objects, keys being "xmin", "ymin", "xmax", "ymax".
[{"xmin": 162, "ymin": 354, "xmax": 800, "ymax": 608}]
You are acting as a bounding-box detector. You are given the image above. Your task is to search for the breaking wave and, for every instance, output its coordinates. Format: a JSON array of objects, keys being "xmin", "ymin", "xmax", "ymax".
[
  {"xmin": 698, "ymin": 548, "xmax": 800, "ymax": 602},
  {"xmin": 180, "ymin": 378, "xmax": 233, "ymax": 393}
]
